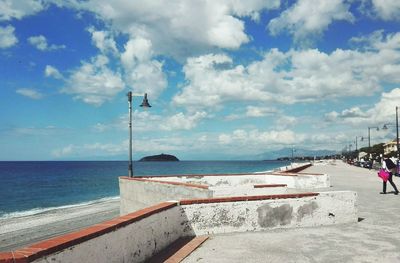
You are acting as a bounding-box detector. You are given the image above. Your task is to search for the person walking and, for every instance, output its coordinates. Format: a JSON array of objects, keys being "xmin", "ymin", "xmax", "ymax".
[{"xmin": 380, "ymin": 155, "xmax": 399, "ymax": 195}]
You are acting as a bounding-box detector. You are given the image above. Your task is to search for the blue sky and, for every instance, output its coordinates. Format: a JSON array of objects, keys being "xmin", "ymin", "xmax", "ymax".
[{"xmin": 1, "ymin": 0, "xmax": 400, "ymax": 160}]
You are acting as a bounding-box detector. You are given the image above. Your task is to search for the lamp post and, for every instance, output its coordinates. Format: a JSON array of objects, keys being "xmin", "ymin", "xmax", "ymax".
[
  {"xmin": 127, "ymin": 92, "xmax": 151, "ymax": 177},
  {"xmin": 382, "ymin": 106, "xmax": 400, "ymax": 174},
  {"xmin": 397, "ymin": 106, "xmax": 399, "ymax": 174},
  {"xmin": 368, "ymin": 126, "xmax": 379, "ymax": 149},
  {"xmin": 355, "ymin": 136, "xmax": 363, "ymax": 160}
]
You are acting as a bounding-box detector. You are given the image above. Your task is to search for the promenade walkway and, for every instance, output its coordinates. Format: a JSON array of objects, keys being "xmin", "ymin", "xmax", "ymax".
[{"xmin": 183, "ymin": 160, "xmax": 400, "ymax": 263}]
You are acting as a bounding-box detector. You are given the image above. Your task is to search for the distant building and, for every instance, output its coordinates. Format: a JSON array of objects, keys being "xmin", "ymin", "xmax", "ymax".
[
  {"xmin": 358, "ymin": 151, "xmax": 368, "ymax": 159},
  {"xmin": 384, "ymin": 139, "xmax": 398, "ymax": 155}
]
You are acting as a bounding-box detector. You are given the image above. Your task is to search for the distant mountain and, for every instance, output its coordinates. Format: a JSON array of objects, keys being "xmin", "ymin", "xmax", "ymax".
[
  {"xmin": 139, "ymin": 153, "xmax": 180, "ymax": 162},
  {"xmin": 249, "ymin": 148, "xmax": 338, "ymax": 161}
]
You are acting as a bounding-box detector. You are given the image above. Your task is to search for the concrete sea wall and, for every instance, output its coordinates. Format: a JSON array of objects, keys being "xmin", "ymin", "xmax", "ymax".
[
  {"xmin": 119, "ymin": 163, "xmax": 329, "ymax": 215},
  {"xmin": 0, "ymin": 191, "xmax": 357, "ymax": 263}
]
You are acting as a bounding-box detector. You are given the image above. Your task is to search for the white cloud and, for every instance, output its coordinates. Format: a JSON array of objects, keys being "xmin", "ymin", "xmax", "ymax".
[
  {"xmin": 52, "ymin": 144, "xmax": 75, "ymax": 158},
  {"xmin": 159, "ymin": 111, "xmax": 207, "ymax": 131},
  {"xmin": 52, "ymin": 138, "xmax": 187, "ymax": 159},
  {"xmin": 0, "ymin": 25, "xmax": 18, "ymax": 48},
  {"xmin": 268, "ymin": 0, "xmax": 354, "ymax": 45},
  {"xmin": 94, "ymin": 110, "xmax": 207, "ymax": 133},
  {"xmin": 274, "ymin": 115, "xmax": 298, "ymax": 130},
  {"xmin": 16, "ymin": 88, "xmax": 43, "ymax": 99},
  {"xmin": 173, "ymin": 32, "xmax": 400, "ymax": 111},
  {"xmin": 28, "ymin": 35, "xmax": 65, "ymax": 51},
  {"xmin": 246, "ymin": 106, "xmax": 277, "ymax": 117},
  {"xmin": 371, "ymin": 0, "xmax": 400, "ymax": 20},
  {"xmin": 121, "ymin": 37, "xmax": 167, "ymax": 97},
  {"xmin": 350, "ymin": 30, "xmax": 400, "ymax": 51},
  {"xmin": 63, "ymin": 55, "xmax": 125, "ymax": 106},
  {"xmin": 44, "ymin": 65, "xmax": 63, "ymax": 79},
  {"xmin": 63, "ymin": 0, "xmax": 280, "ymax": 60},
  {"xmin": 324, "ymin": 88, "xmax": 400, "ymax": 126},
  {"xmin": 218, "ymin": 129, "xmax": 302, "ymax": 148},
  {"xmin": 0, "ymin": 0, "xmax": 45, "ymax": 21},
  {"xmin": 225, "ymin": 106, "xmax": 278, "ymax": 120},
  {"xmin": 88, "ymin": 27, "xmax": 118, "ymax": 55}
]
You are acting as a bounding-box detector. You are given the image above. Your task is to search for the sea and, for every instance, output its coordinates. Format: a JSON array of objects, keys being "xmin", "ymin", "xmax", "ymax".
[{"xmin": 0, "ymin": 160, "xmax": 290, "ymax": 219}]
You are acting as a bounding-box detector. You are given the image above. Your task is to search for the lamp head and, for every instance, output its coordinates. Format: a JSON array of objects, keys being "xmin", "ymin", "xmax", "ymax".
[
  {"xmin": 382, "ymin": 124, "xmax": 389, "ymax": 130},
  {"xmin": 140, "ymin": 93, "xmax": 152, "ymax": 108},
  {"xmin": 127, "ymin": 91, "xmax": 132, "ymax": 102}
]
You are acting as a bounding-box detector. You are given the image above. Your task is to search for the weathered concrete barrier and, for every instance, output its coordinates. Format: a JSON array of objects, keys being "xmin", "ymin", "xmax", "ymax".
[
  {"xmin": 120, "ymin": 164, "xmax": 329, "ymax": 215},
  {"xmin": 119, "ymin": 177, "xmax": 212, "ymax": 214},
  {"xmin": 180, "ymin": 191, "xmax": 357, "ymax": 235},
  {"xmin": 0, "ymin": 191, "xmax": 357, "ymax": 263}
]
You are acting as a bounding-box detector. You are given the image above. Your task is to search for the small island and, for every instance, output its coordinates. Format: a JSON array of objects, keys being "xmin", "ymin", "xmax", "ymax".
[{"xmin": 139, "ymin": 153, "xmax": 180, "ymax": 162}]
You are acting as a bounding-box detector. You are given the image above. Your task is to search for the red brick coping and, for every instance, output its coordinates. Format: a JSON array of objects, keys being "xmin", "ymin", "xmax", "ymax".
[
  {"xmin": 179, "ymin": 192, "xmax": 319, "ymax": 205},
  {"xmin": 0, "ymin": 192, "xmax": 318, "ymax": 263},
  {"xmin": 149, "ymin": 235, "xmax": 209, "ymax": 263},
  {"xmin": 120, "ymin": 176, "xmax": 209, "ymax": 189},
  {"xmin": 128, "ymin": 163, "xmax": 313, "ymax": 179},
  {"xmin": 283, "ymin": 163, "xmax": 312, "ymax": 173},
  {"xmin": 254, "ymin": 184, "xmax": 287, "ymax": 188},
  {"xmin": 0, "ymin": 202, "xmax": 177, "ymax": 263}
]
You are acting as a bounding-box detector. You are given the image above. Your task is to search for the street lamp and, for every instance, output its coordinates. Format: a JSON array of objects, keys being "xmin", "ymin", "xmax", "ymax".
[
  {"xmin": 127, "ymin": 92, "xmax": 151, "ymax": 177},
  {"xmin": 382, "ymin": 106, "xmax": 400, "ymax": 173},
  {"xmin": 368, "ymin": 126, "xmax": 379, "ymax": 148},
  {"xmin": 355, "ymin": 136, "xmax": 364, "ymax": 160}
]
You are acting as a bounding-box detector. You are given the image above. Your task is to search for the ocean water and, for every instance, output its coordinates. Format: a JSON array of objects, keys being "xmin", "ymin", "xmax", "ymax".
[{"xmin": 0, "ymin": 160, "xmax": 290, "ymax": 219}]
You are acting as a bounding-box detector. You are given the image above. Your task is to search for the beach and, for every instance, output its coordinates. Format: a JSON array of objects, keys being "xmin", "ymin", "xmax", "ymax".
[
  {"xmin": 0, "ymin": 160, "xmax": 291, "ymax": 253},
  {"xmin": 0, "ymin": 198, "xmax": 120, "ymax": 251}
]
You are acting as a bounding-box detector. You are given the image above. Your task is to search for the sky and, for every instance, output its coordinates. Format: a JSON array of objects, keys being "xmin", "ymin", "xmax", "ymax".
[{"xmin": 1, "ymin": 0, "xmax": 400, "ymax": 161}]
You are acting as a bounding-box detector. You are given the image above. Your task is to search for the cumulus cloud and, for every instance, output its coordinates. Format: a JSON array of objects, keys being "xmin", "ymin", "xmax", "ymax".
[
  {"xmin": 63, "ymin": 0, "xmax": 280, "ymax": 60},
  {"xmin": 52, "ymin": 138, "xmax": 187, "ymax": 159},
  {"xmin": 274, "ymin": 115, "xmax": 298, "ymax": 130},
  {"xmin": 0, "ymin": 0, "xmax": 45, "ymax": 21},
  {"xmin": 371, "ymin": 0, "xmax": 400, "ymax": 20},
  {"xmin": 121, "ymin": 37, "xmax": 167, "ymax": 97},
  {"xmin": 44, "ymin": 65, "xmax": 63, "ymax": 79},
  {"xmin": 28, "ymin": 35, "xmax": 65, "ymax": 51},
  {"xmin": 88, "ymin": 27, "xmax": 118, "ymax": 55},
  {"xmin": 350, "ymin": 30, "xmax": 400, "ymax": 51},
  {"xmin": 173, "ymin": 31, "xmax": 400, "ymax": 111},
  {"xmin": 324, "ymin": 88, "xmax": 400, "ymax": 126},
  {"xmin": 0, "ymin": 25, "xmax": 18, "ymax": 48},
  {"xmin": 94, "ymin": 110, "xmax": 207, "ymax": 133},
  {"xmin": 159, "ymin": 111, "xmax": 207, "ymax": 131},
  {"xmin": 16, "ymin": 88, "xmax": 44, "ymax": 99},
  {"xmin": 226, "ymin": 106, "xmax": 278, "ymax": 120},
  {"xmin": 63, "ymin": 55, "xmax": 125, "ymax": 106},
  {"xmin": 218, "ymin": 129, "xmax": 302, "ymax": 148},
  {"xmin": 268, "ymin": 0, "xmax": 354, "ymax": 45}
]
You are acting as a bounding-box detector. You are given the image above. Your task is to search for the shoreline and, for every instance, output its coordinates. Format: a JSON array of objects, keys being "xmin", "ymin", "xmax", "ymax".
[
  {"xmin": 0, "ymin": 198, "xmax": 120, "ymax": 251},
  {"xmin": 0, "ymin": 162, "xmax": 295, "ymax": 252}
]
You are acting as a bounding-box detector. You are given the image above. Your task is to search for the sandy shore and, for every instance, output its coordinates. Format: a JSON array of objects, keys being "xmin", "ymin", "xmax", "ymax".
[
  {"xmin": 184, "ymin": 160, "xmax": 400, "ymax": 263},
  {"xmin": 0, "ymin": 198, "xmax": 120, "ymax": 251}
]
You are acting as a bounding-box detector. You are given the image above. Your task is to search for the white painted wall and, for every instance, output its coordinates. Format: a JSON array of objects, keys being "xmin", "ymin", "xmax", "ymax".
[
  {"xmin": 150, "ymin": 173, "xmax": 330, "ymax": 189},
  {"xmin": 119, "ymin": 178, "xmax": 212, "ymax": 215},
  {"xmin": 33, "ymin": 205, "xmax": 188, "ymax": 263},
  {"xmin": 210, "ymin": 185, "xmax": 287, "ymax": 196},
  {"xmin": 181, "ymin": 191, "xmax": 357, "ymax": 236},
  {"xmin": 120, "ymin": 173, "xmax": 330, "ymax": 215},
  {"xmin": 29, "ymin": 191, "xmax": 357, "ymax": 263}
]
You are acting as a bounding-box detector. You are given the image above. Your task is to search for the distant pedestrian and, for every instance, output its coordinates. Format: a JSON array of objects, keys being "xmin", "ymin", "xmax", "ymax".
[{"xmin": 380, "ymin": 156, "xmax": 399, "ymax": 195}]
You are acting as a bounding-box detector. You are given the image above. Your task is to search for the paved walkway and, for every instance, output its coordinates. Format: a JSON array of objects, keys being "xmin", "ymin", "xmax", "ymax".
[{"xmin": 183, "ymin": 160, "xmax": 400, "ymax": 263}]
